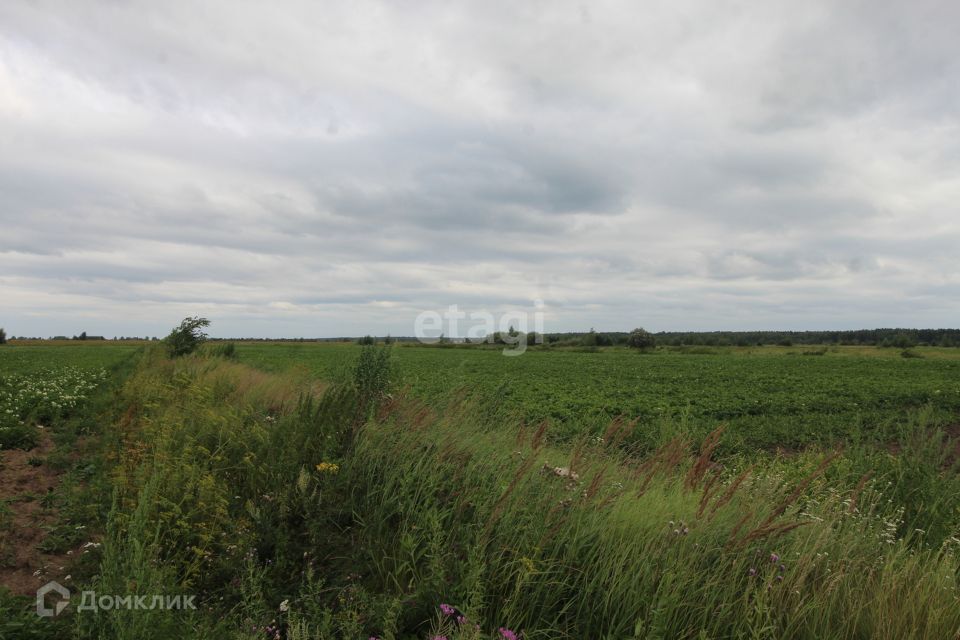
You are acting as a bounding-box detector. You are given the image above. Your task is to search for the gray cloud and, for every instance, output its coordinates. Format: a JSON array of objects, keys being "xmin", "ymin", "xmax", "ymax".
[{"xmin": 1, "ymin": 0, "xmax": 959, "ymax": 338}]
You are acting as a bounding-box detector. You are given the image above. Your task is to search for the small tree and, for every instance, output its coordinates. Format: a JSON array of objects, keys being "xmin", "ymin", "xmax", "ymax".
[
  {"xmin": 627, "ymin": 327, "xmax": 655, "ymax": 350},
  {"xmin": 164, "ymin": 316, "xmax": 211, "ymax": 357},
  {"xmin": 890, "ymin": 332, "xmax": 918, "ymax": 349},
  {"xmin": 0, "ymin": 328, "xmax": 6, "ymax": 345},
  {"xmin": 582, "ymin": 328, "xmax": 598, "ymax": 347}
]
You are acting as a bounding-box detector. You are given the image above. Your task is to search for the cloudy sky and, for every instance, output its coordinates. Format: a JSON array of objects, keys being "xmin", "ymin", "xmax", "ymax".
[{"xmin": 1, "ymin": 1, "xmax": 958, "ymax": 338}]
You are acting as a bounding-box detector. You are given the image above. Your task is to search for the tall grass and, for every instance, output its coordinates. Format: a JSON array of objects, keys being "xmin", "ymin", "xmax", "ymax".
[
  {"xmin": 69, "ymin": 346, "xmax": 960, "ymax": 639},
  {"xmin": 346, "ymin": 403, "xmax": 959, "ymax": 639}
]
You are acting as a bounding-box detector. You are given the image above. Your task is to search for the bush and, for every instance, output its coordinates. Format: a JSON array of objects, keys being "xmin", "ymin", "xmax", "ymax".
[
  {"xmin": 163, "ymin": 316, "xmax": 210, "ymax": 357},
  {"xmin": 0, "ymin": 327, "xmax": 6, "ymax": 344},
  {"xmin": 626, "ymin": 327, "xmax": 656, "ymax": 350},
  {"xmin": 892, "ymin": 333, "xmax": 919, "ymax": 349}
]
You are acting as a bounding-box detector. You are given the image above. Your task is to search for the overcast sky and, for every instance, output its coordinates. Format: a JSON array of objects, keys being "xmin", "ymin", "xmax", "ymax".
[{"xmin": 1, "ymin": 1, "xmax": 958, "ymax": 338}]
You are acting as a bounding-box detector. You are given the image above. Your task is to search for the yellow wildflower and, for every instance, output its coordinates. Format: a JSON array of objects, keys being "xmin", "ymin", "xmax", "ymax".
[{"xmin": 315, "ymin": 462, "xmax": 339, "ymax": 475}]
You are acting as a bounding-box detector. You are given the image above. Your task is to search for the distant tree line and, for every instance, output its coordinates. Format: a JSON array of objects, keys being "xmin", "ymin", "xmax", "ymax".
[
  {"xmin": 71, "ymin": 332, "xmax": 107, "ymax": 340},
  {"xmin": 651, "ymin": 328, "xmax": 960, "ymax": 347},
  {"xmin": 527, "ymin": 328, "xmax": 960, "ymax": 348}
]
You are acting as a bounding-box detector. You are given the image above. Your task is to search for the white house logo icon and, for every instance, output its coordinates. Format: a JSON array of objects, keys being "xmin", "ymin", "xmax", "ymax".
[{"xmin": 36, "ymin": 581, "xmax": 70, "ymax": 617}]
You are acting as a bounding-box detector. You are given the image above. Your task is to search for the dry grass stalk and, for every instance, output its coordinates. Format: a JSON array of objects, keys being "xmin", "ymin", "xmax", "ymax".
[
  {"xmin": 583, "ymin": 466, "xmax": 608, "ymax": 502},
  {"xmin": 634, "ymin": 436, "xmax": 688, "ymax": 497},
  {"xmin": 568, "ymin": 438, "xmax": 587, "ymax": 476},
  {"xmin": 738, "ymin": 520, "xmax": 811, "ymax": 547},
  {"xmin": 685, "ymin": 426, "xmax": 724, "ymax": 490},
  {"xmin": 530, "ymin": 419, "xmax": 550, "ymax": 451},
  {"xmin": 696, "ymin": 470, "xmax": 723, "ymax": 518},
  {"xmin": 728, "ymin": 451, "xmax": 839, "ymax": 548},
  {"xmin": 726, "ymin": 510, "xmax": 754, "ymax": 547},
  {"xmin": 755, "ymin": 451, "xmax": 840, "ymax": 532},
  {"xmin": 601, "ymin": 416, "xmax": 638, "ymax": 451},
  {"xmin": 848, "ymin": 471, "xmax": 873, "ymax": 514},
  {"xmin": 484, "ymin": 455, "xmax": 537, "ymax": 535},
  {"xmin": 708, "ymin": 465, "xmax": 754, "ymax": 518}
]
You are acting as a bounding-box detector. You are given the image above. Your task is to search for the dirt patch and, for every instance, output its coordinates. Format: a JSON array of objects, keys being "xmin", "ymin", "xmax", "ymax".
[{"xmin": 0, "ymin": 430, "xmax": 78, "ymax": 596}]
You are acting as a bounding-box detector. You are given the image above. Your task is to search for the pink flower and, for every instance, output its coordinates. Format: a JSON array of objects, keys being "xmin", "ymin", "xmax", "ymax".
[
  {"xmin": 439, "ymin": 603, "xmax": 456, "ymax": 617},
  {"xmin": 499, "ymin": 628, "xmax": 518, "ymax": 640}
]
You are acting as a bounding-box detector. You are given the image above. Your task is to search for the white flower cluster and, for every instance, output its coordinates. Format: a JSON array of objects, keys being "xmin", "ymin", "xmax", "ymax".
[{"xmin": 0, "ymin": 367, "xmax": 108, "ymax": 431}]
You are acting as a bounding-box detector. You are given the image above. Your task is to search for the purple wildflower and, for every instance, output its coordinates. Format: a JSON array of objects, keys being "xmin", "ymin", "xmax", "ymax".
[
  {"xmin": 748, "ymin": 567, "xmax": 757, "ymax": 576},
  {"xmin": 499, "ymin": 627, "xmax": 519, "ymax": 640},
  {"xmin": 769, "ymin": 552, "xmax": 780, "ymax": 564},
  {"xmin": 439, "ymin": 603, "xmax": 456, "ymax": 617}
]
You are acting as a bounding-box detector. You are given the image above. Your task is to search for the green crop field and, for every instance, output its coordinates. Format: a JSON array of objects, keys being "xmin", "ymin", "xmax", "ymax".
[
  {"xmin": 0, "ymin": 344, "xmax": 140, "ymax": 375},
  {"xmin": 234, "ymin": 342, "xmax": 960, "ymax": 449},
  {"xmin": 0, "ymin": 344, "xmax": 137, "ymax": 449}
]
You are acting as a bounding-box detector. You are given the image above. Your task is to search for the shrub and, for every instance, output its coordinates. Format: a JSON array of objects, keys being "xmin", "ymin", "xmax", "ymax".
[
  {"xmin": 163, "ymin": 316, "xmax": 211, "ymax": 357},
  {"xmin": 892, "ymin": 332, "xmax": 919, "ymax": 349},
  {"xmin": 0, "ymin": 327, "xmax": 6, "ymax": 344},
  {"xmin": 626, "ymin": 327, "xmax": 656, "ymax": 350}
]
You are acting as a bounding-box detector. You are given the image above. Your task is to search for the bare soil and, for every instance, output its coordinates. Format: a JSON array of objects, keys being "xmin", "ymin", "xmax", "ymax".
[{"xmin": 0, "ymin": 431, "xmax": 77, "ymax": 596}]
